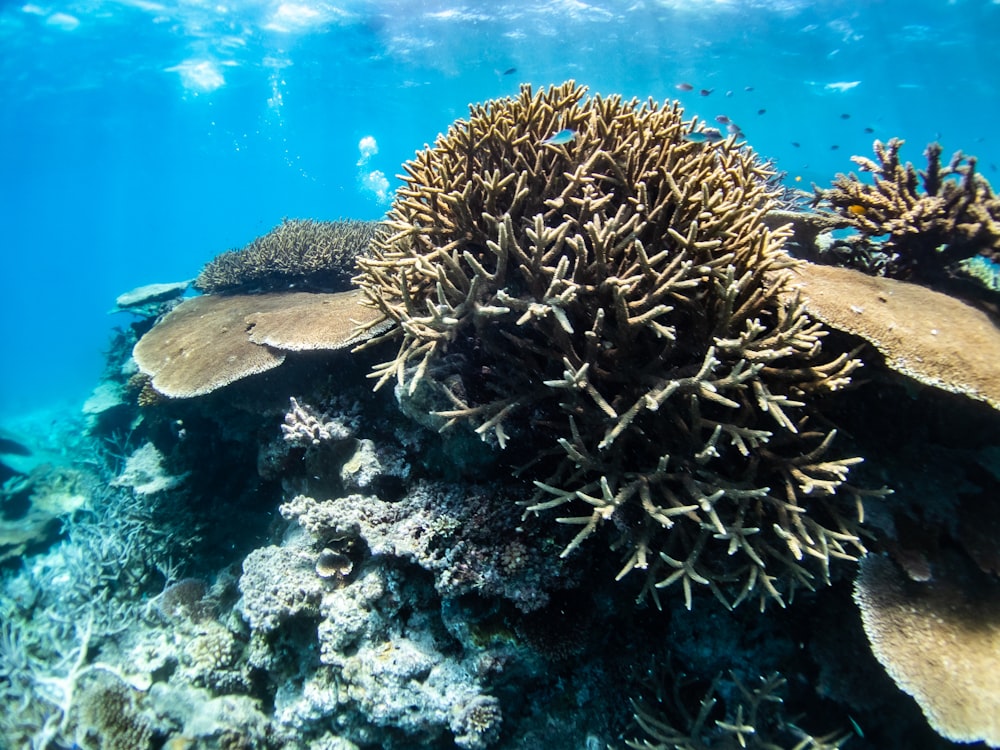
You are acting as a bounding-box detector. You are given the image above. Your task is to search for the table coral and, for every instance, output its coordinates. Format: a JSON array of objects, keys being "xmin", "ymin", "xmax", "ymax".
[
  {"xmin": 355, "ymin": 81, "xmax": 867, "ymax": 608},
  {"xmin": 855, "ymin": 553, "xmax": 1000, "ymax": 747},
  {"xmin": 132, "ymin": 290, "xmax": 387, "ymax": 399},
  {"xmin": 785, "ymin": 261, "xmax": 1000, "ymax": 411}
]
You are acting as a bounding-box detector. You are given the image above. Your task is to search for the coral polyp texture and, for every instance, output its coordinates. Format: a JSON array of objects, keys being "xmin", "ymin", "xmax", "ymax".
[
  {"xmin": 195, "ymin": 218, "xmax": 381, "ymax": 293},
  {"xmin": 811, "ymin": 138, "xmax": 1000, "ymax": 290},
  {"xmin": 855, "ymin": 554, "xmax": 1000, "ymax": 747},
  {"xmin": 356, "ymin": 81, "xmax": 868, "ymax": 608},
  {"xmin": 787, "ymin": 262, "xmax": 1000, "ymax": 411}
]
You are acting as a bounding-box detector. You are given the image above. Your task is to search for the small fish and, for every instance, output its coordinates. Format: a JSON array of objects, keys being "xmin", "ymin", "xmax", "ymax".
[
  {"xmin": 757, "ymin": 108, "xmax": 767, "ymax": 115},
  {"xmin": 684, "ymin": 128, "xmax": 724, "ymax": 144},
  {"xmin": 825, "ymin": 80, "xmax": 861, "ymax": 92},
  {"xmin": 676, "ymin": 82, "xmax": 694, "ymax": 91},
  {"xmin": 794, "ymin": 175, "xmax": 802, "ymax": 182},
  {"xmin": 847, "ymin": 204, "xmax": 867, "ymax": 215},
  {"xmin": 744, "ymin": 86, "xmax": 754, "ymax": 92},
  {"xmin": 725, "ymin": 122, "xmax": 741, "ymax": 134},
  {"xmin": 699, "ymin": 88, "xmax": 713, "ymax": 96},
  {"xmin": 840, "ymin": 113, "xmax": 851, "ymax": 119},
  {"xmin": 792, "ymin": 141, "xmax": 801, "ymax": 147},
  {"xmin": 831, "ymin": 144, "xmax": 840, "ymax": 150},
  {"xmin": 864, "ymin": 126, "xmax": 875, "ymax": 133},
  {"xmin": 542, "ymin": 129, "xmax": 576, "ymax": 145},
  {"xmin": 849, "ymin": 716, "xmax": 864, "ymax": 738},
  {"xmin": 725, "ymin": 90, "xmax": 733, "ymax": 97},
  {"xmin": 715, "ymin": 115, "xmax": 731, "ymax": 124},
  {"xmin": 502, "ymin": 67, "xmax": 517, "ymax": 76}
]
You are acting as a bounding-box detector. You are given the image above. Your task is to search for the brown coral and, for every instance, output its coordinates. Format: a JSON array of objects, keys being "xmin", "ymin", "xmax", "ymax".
[
  {"xmin": 811, "ymin": 138, "xmax": 1000, "ymax": 286},
  {"xmin": 854, "ymin": 553, "xmax": 1000, "ymax": 747},
  {"xmin": 356, "ymin": 81, "xmax": 868, "ymax": 608},
  {"xmin": 786, "ymin": 261, "xmax": 1000, "ymax": 411},
  {"xmin": 195, "ymin": 219, "xmax": 381, "ymax": 293},
  {"xmin": 133, "ymin": 290, "xmax": 385, "ymax": 399}
]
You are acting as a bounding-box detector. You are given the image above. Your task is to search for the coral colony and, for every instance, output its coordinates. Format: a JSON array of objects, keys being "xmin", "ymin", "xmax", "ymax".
[{"xmin": 2, "ymin": 82, "xmax": 1000, "ymax": 750}]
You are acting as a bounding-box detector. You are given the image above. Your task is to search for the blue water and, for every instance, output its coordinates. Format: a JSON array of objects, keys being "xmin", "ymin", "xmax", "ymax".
[{"xmin": 2, "ymin": 0, "xmax": 999, "ymax": 418}]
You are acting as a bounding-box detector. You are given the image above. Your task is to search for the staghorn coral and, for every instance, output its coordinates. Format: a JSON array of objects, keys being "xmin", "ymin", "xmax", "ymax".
[
  {"xmin": 355, "ymin": 81, "xmax": 868, "ymax": 608},
  {"xmin": 195, "ymin": 219, "xmax": 381, "ymax": 293},
  {"xmin": 628, "ymin": 672, "xmax": 851, "ymax": 750},
  {"xmin": 811, "ymin": 138, "xmax": 1000, "ymax": 288},
  {"xmin": 955, "ymin": 252, "xmax": 1000, "ymax": 293}
]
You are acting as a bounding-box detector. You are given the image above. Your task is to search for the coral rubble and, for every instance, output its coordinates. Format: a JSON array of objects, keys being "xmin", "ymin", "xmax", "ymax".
[{"xmin": 356, "ymin": 81, "xmax": 867, "ymax": 608}]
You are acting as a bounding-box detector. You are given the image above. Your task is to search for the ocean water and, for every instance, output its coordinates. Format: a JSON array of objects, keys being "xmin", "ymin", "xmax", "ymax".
[
  {"xmin": 2, "ymin": 0, "xmax": 999, "ymax": 418},
  {"xmin": 3, "ymin": 2, "xmax": 1000, "ymax": 749}
]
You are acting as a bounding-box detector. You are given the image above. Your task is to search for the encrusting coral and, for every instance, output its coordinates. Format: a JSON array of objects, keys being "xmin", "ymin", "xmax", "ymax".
[
  {"xmin": 195, "ymin": 219, "xmax": 381, "ymax": 293},
  {"xmin": 810, "ymin": 138, "xmax": 1000, "ymax": 291},
  {"xmin": 356, "ymin": 81, "xmax": 871, "ymax": 608}
]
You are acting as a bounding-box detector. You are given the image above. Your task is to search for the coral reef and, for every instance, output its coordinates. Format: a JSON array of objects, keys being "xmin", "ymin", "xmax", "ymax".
[
  {"xmin": 77, "ymin": 674, "xmax": 155, "ymax": 750},
  {"xmin": 113, "ymin": 279, "xmax": 192, "ymax": 314},
  {"xmin": 238, "ymin": 484, "xmax": 530, "ymax": 747},
  {"xmin": 8, "ymin": 83, "xmax": 1000, "ymax": 750},
  {"xmin": 1, "ymin": 464, "xmax": 95, "ymax": 563},
  {"xmin": 628, "ymin": 672, "xmax": 851, "ymax": 750},
  {"xmin": 854, "ymin": 553, "xmax": 1000, "ymax": 747},
  {"xmin": 132, "ymin": 290, "xmax": 388, "ymax": 398},
  {"xmin": 195, "ymin": 219, "xmax": 381, "ymax": 294},
  {"xmin": 809, "ymin": 138, "xmax": 1000, "ymax": 293},
  {"xmin": 356, "ymin": 81, "xmax": 867, "ymax": 608},
  {"xmin": 785, "ymin": 261, "xmax": 1000, "ymax": 411},
  {"xmin": 279, "ymin": 480, "xmax": 576, "ymax": 612},
  {"xmin": 240, "ymin": 541, "xmax": 326, "ymax": 634}
]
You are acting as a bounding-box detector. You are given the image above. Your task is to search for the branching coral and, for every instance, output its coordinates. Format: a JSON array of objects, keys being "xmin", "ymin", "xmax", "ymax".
[
  {"xmin": 355, "ymin": 81, "xmax": 869, "ymax": 608},
  {"xmin": 195, "ymin": 219, "xmax": 381, "ymax": 293},
  {"xmin": 811, "ymin": 138, "xmax": 1000, "ymax": 288},
  {"xmin": 628, "ymin": 672, "xmax": 851, "ymax": 750}
]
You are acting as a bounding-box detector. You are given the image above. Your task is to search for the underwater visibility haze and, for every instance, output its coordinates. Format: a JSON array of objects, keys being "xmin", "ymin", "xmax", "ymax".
[{"xmin": 3, "ymin": 1, "xmax": 1000, "ymax": 749}]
